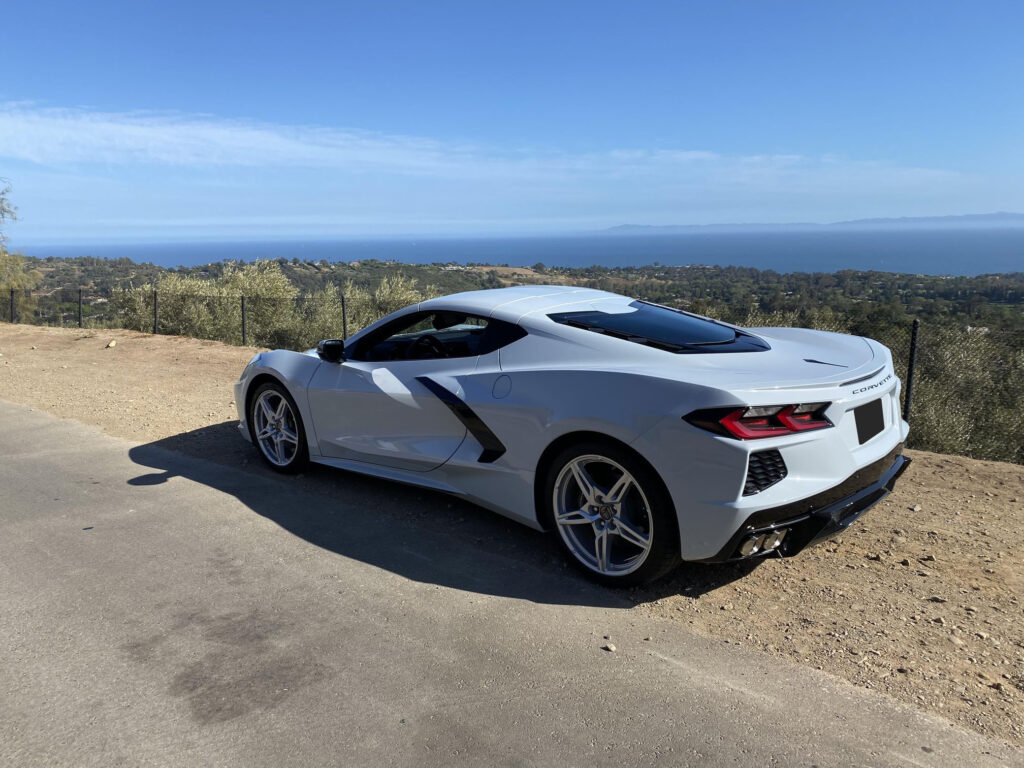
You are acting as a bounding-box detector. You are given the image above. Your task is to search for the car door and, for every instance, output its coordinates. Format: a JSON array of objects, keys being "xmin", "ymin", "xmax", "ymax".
[{"xmin": 305, "ymin": 310, "xmax": 487, "ymax": 472}]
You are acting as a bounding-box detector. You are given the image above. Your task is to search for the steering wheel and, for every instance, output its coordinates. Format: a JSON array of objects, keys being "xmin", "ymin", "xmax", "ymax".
[{"xmin": 406, "ymin": 333, "xmax": 448, "ymax": 360}]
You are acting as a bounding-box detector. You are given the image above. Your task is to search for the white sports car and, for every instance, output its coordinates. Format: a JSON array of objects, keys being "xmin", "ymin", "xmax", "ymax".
[{"xmin": 235, "ymin": 286, "xmax": 910, "ymax": 585}]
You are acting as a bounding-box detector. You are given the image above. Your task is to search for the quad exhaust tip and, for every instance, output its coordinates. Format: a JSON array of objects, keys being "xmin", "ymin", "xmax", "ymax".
[{"xmin": 738, "ymin": 529, "xmax": 787, "ymax": 557}]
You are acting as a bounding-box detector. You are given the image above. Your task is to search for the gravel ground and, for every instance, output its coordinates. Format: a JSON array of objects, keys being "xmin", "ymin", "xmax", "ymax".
[{"xmin": 2, "ymin": 324, "xmax": 1022, "ymax": 748}]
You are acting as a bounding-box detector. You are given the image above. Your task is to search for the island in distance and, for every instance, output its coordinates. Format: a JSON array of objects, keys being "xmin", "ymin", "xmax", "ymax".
[{"xmin": 604, "ymin": 211, "xmax": 1024, "ymax": 235}]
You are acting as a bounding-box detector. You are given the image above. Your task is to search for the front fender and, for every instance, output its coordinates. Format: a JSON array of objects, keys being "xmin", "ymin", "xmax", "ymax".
[{"xmin": 235, "ymin": 350, "xmax": 324, "ymax": 455}]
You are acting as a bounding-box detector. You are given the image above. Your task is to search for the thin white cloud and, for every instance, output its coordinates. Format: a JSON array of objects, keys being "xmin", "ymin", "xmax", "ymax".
[
  {"xmin": 1, "ymin": 102, "xmax": 1000, "ymax": 240},
  {"xmin": 0, "ymin": 102, "xmax": 466, "ymax": 173},
  {"xmin": 0, "ymin": 102, "xmax": 961, "ymax": 189}
]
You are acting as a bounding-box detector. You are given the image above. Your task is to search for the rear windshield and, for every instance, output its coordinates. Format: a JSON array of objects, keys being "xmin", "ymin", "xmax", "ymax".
[{"xmin": 549, "ymin": 301, "xmax": 743, "ymax": 352}]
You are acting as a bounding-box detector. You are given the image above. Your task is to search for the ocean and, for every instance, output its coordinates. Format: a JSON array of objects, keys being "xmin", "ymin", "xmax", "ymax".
[{"xmin": 16, "ymin": 228, "xmax": 1024, "ymax": 276}]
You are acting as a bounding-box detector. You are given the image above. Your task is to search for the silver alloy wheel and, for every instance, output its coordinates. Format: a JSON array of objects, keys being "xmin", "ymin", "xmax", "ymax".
[
  {"xmin": 553, "ymin": 454, "xmax": 654, "ymax": 576},
  {"xmin": 253, "ymin": 389, "xmax": 300, "ymax": 467}
]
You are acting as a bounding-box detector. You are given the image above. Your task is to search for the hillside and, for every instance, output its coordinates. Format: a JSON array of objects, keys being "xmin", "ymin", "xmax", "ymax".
[
  {"xmin": 0, "ymin": 323, "xmax": 1021, "ymax": 748},
  {"xmin": 9, "ymin": 256, "xmax": 1024, "ymax": 465},
  {"xmin": 21, "ymin": 256, "xmax": 1024, "ymax": 334}
]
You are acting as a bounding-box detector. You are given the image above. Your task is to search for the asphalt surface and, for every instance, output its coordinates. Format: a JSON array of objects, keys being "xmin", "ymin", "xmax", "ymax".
[{"xmin": 0, "ymin": 400, "xmax": 1020, "ymax": 768}]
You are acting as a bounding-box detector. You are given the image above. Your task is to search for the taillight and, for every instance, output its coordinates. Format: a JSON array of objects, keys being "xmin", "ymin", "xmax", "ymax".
[{"xmin": 685, "ymin": 403, "xmax": 832, "ymax": 440}]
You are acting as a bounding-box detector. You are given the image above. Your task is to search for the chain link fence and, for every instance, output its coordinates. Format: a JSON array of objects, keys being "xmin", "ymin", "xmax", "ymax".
[{"xmin": 3, "ymin": 286, "xmax": 1023, "ymax": 464}]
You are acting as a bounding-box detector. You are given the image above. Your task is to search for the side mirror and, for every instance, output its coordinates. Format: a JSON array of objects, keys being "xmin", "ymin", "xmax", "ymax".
[{"xmin": 316, "ymin": 339, "xmax": 346, "ymax": 363}]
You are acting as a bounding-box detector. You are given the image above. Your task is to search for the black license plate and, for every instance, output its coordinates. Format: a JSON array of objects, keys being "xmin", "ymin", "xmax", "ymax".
[{"xmin": 855, "ymin": 398, "xmax": 884, "ymax": 444}]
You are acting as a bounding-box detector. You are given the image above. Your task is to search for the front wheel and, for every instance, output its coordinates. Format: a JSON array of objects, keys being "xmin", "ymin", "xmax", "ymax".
[
  {"xmin": 544, "ymin": 441, "xmax": 680, "ymax": 586},
  {"xmin": 248, "ymin": 381, "xmax": 309, "ymax": 473}
]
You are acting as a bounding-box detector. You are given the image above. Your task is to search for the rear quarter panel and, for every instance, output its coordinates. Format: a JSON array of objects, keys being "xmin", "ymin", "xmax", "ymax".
[{"xmin": 458, "ymin": 364, "xmax": 721, "ymax": 523}]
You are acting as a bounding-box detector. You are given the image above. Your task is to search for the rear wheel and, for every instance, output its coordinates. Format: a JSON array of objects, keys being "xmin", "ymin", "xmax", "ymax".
[
  {"xmin": 248, "ymin": 381, "xmax": 309, "ymax": 473},
  {"xmin": 544, "ymin": 440, "xmax": 680, "ymax": 586}
]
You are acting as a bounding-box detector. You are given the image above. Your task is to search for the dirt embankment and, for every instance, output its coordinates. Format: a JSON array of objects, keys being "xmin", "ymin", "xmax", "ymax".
[{"xmin": 1, "ymin": 324, "xmax": 1022, "ymax": 748}]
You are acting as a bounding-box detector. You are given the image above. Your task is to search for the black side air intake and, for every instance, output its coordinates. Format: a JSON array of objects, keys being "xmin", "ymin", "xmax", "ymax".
[{"xmin": 743, "ymin": 450, "xmax": 788, "ymax": 496}]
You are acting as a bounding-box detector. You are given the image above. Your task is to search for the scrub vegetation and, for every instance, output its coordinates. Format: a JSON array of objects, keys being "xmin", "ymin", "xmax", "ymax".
[{"xmin": 108, "ymin": 264, "xmax": 434, "ymax": 350}]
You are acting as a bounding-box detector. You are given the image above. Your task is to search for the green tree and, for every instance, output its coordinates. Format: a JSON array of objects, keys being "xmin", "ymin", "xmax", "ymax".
[
  {"xmin": 0, "ymin": 179, "xmax": 15, "ymax": 242},
  {"xmin": 341, "ymin": 274, "xmax": 438, "ymax": 334},
  {"xmin": 0, "ymin": 181, "xmax": 41, "ymax": 319},
  {"xmin": 109, "ymin": 260, "xmax": 356, "ymax": 348},
  {"xmin": 0, "ymin": 249, "xmax": 41, "ymax": 291}
]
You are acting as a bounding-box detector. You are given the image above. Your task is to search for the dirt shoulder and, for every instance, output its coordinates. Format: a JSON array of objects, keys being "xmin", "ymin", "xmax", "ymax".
[{"xmin": 2, "ymin": 323, "xmax": 1022, "ymax": 747}]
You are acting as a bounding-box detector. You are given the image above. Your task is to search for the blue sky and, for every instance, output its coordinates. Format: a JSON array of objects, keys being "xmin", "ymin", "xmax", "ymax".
[{"xmin": 2, "ymin": 0, "xmax": 1022, "ymax": 243}]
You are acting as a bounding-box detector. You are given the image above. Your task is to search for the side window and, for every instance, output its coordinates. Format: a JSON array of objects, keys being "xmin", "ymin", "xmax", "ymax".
[{"xmin": 352, "ymin": 311, "xmax": 526, "ymax": 362}]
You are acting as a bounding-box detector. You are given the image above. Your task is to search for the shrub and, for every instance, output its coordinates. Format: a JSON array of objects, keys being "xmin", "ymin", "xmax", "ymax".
[{"xmin": 112, "ymin": 263, "xmax": 438, "ymax": 350}]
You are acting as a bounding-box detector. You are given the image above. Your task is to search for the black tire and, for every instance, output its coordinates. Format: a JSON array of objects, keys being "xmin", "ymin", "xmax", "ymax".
[
  {"xmin": 543, "ymin": 439, "xmax": 680, "ymax": 587},
  {"xmin": 247, "ymin": 380, "xmax": 309, "ymax": 474}
]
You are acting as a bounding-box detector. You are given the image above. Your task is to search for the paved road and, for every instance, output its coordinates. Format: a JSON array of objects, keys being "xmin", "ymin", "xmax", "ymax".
[{"xmin": 0, "ymin": 400, "xmax": 1019, "ymax": 767}]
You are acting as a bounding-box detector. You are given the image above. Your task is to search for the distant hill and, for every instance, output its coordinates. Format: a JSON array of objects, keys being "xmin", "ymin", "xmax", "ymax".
[
  {"xmin": 604, "ymin": 222, "xmax": 817, "ymax": 234},
  {"xmin": 829, "ymin": 212, "xmax": 1024, "ymax": 229},
  {"xmin": 605, "ymin": 212, "xmax": 1024, "ymax": 234}
]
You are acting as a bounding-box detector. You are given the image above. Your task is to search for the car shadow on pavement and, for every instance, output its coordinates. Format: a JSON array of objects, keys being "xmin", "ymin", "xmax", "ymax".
[{"xmin": 127, "ymin": 422, "xmax": 759, "ymax": 608}]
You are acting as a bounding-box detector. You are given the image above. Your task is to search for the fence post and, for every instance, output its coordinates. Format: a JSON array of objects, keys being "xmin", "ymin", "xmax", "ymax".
[
  {"xmin": 152, "ymin": 290, "xmax": 159, "ymax": 335},
  {"xmin": 78, "ymin": 289, "xmax": 84, "ymax": 328},
  {"xmin": 241, "ymin": 296, "xmax": 248, "ymax": 346},
  {"xmin": 9, "ymin": 288, "xmax": 13, "ymax": 324},
  {"xmin": 341, "ymin": 294, "xmax": 348, "ymax": 339},
  {"xmin": 903, "ymin": 318, "xmax": 920, "ymax": 425}
]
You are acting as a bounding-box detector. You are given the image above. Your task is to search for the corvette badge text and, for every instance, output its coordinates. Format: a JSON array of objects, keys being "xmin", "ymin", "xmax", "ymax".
[{"xmin": 852, "ymin": 373, "xmax": 893, "ymax": 395}]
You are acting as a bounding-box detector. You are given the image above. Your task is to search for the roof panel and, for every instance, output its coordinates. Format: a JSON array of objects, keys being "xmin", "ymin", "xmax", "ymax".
[{"xmin": 419, "ymin": 286, "xmax": 624, "ymax": 321}]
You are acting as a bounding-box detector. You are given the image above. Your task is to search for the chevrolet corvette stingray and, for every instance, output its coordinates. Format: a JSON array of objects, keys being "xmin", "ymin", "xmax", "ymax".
[{"xmin": 235, "ymin": 286, "xmax": 909, "ymax": 585}]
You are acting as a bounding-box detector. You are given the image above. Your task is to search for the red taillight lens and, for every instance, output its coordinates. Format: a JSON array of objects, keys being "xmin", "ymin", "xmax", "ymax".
[
  {"xmin": 685, "ymin": 403, "xmax": 832, "ymax": 440},
  {"xmin": 777, "ymin": 402, "xmax": 832, "ymax": 432},
  {"xmin": 720, "ymin": 407, "xmax": 791, "ymax": 439}
]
